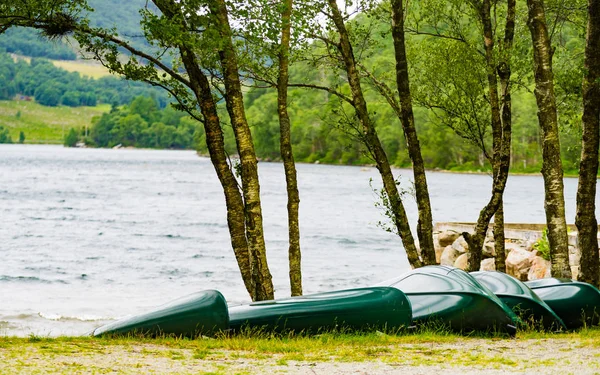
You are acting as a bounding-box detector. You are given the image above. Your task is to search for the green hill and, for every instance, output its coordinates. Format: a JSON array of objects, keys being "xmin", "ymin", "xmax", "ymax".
[
  {"xmin": 0, "ymin": 0, "xmax": 153, "ymax": 60},
  {"xmin": 0, "ymin": 100, "xmax": 109, "ymax": 144}
]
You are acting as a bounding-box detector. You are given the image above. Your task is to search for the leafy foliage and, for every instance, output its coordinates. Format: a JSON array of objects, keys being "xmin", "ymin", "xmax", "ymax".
[
  {"xmin": 64, "ymin": 127, "xmax": 78, "ymax": 147},
  {"xmin": 90, "ymin": 96, "xmax": 198, "ymax": 149},
  {"xmin": 533, "ymin": 229, "xmax": 551, "ymax": 261},
  {"xmin": 0, "ymin": 125, "xmax": 12, "ymax": 143}
]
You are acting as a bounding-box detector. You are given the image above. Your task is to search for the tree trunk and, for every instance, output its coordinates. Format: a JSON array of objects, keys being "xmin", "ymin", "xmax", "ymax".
[
  {"xmin": 464, "ymin": 0, "xmax": 512, "ymax": 272},
  {"xmin": 494, "ymin": 204, "xmax": 506, "ymax": 272},
  {"xmin": 327, "ymin": 0, "xmax": 423, "ymax": 268},
  {"xmin": 211, "ymin": 0, "xmax": 274, "ymax": 300},
  {"xmin": 278, "ymin": 0, "xmax": 302, "ymax": 296},
  {"xmin": 576, "ymin": 0, "xmax": 600, "ymax": 287},
  {"xmin": 153, "ymin": 0, "xmax": 257, "ymax": 298},
  {"xmin": 390, "ymin": 0, "xmax": 435, "ymax": 265},
  {"xmin": 494, "ymin": 0, "xmax": 515, "ymax": 274},
  {"xmin": 182, "ymin": 50, "xmax": 255, "ymax": 297},
  {"xmin": 526, "ymin": 0, "xmax": 571, "ymax": 278}
]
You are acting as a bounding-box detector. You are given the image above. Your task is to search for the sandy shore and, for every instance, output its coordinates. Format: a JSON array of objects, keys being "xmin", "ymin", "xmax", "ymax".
[{"xmin": 1, "ymin": 333, "xmax": 599, "ymax": 374}]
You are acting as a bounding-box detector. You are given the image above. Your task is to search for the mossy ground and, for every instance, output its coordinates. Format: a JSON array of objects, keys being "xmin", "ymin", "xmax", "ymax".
[{"xmin": 2, "ymin": 328, "xmax": 600, "ymax": 374}]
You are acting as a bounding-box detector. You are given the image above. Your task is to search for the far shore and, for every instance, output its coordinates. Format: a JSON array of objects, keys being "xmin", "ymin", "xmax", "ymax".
[{"xmin": 6, "ymin": 142, "xmax": 586, "ymax": 178}]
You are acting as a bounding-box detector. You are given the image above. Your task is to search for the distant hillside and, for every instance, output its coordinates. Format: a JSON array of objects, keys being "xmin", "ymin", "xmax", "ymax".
[
  {"xmin": 0, "ymin": 100, "xmax": 110, "ymax": 144},
  {"xmin": 0, "ymin": 0, "xmax": 154, "ymax": 60}
]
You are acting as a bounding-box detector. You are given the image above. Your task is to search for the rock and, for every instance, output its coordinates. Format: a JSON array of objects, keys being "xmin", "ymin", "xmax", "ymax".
[
  {"xmin": 568, "ymin": 234, "xmax": 578, "ymax": 247},
  {"xmin": 454, "ymin": 253, "xmax": 469, "ymax": 270},
  {"xmin": 482, "ymin": 241, "xmax": 495, "ymax": 258},
  {"xmin": 524, "ymin": 240, "xmax": 537, "ymax": 251},
  {"xmin": 485, "ymin": 228, "xmax": 494, "ymax": 241},
  {"xmin": 527, "ymin": 256, "xmax": 551, "ymax": 281},
  {"xmin": 440, "ymin": 245, "xmax": 460, "ymax": 266},
  {"xmin": 571, "ymin": 266, "xmax": 580, "ymax": 281},
  {"xmin": 506, "ymin": 247, "xmax": 532, "ymax": 281},
  {"xmin": 480, "ymin": 258, "xmax": 496, "ymax": 271},
  {"xmin": 435, "ymin": 244, "xmax": 444, "ymax": 264},
  {"xmin": 438, "ymin": 230, "xmax": 460, "ymax": 247},
  {"xmin": 451, "ymin": 236, "xmax": 469, "ymax": 254},
  {"xmin": 569, "ymin": 245, "xmax": 581, "ymax": 268}
]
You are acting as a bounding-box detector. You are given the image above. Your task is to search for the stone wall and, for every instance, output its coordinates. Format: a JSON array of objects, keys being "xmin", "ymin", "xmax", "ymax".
[{"xmin": 429, "ymin": 222, "xmax": 598, "ymax": 281}]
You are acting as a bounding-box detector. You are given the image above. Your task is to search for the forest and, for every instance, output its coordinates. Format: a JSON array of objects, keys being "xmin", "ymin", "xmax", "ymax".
[
  {"xmin": 0, "ymin": 52, "xmax": 169, "ymax": 107},
  {"xmin": 1, "ymin": 0, "xmax": 598, "ymax": 304}
]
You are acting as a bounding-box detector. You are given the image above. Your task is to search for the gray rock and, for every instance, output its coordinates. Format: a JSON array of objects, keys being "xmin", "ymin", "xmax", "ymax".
[
  {"xmin": 438, "ymin": 230, "xmax": 460, "ymax": 248},
  {"xmin": 454, "ymin": 253, "xmax": 469, "ymax": 270},
  {"xmin": 569, "ymin": 245, "xmax": 581, "ymax": 268},
  {"xmin": 506, "ymin": 247, "xmax": 532, "ymax": 281},
  {"xmin": 440, "ymin": 245, "xmax": 460, "ymax": 266},
  {"xmin": 528, "ymin": 256, "xmax": 551, "ymax": 281},
  {"xmin": 451, "ymin": 236, "xmax": 469, "ymax": 254},
  {"xmin": 480, "ymin": 258, "xmax": 496, "ymax": 271},
  {"xmin": 482, "ymin": 241, "xmax": 496, "ymax": 258}
]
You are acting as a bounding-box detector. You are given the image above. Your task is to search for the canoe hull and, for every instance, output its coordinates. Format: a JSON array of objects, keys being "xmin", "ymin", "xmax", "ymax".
[
  {"xmin": 472, "ymin": 271, "xmax": 566, "ymax": 331},
  {"xmin": 229, "ymin": 287, "xmax": 412, "ymax": 333},
  {"xmin": 379, "ymin": 266, "xmax": 518, "ymax": 335},
  {"xmin": 408, "ymin": 292, "xmax": 517, "ymax": 333},
  {"xmin": 525, "ymin": 278, "xmax": 600, "ymax": 329},
  {"xmin": 93, "ymin": 290, "xmax": 229, "ymax": 337}
]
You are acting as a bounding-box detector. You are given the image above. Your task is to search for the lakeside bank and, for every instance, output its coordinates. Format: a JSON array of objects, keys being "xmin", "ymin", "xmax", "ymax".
[{"xmin": 2, "ymin": 329, "xmax": 600, "ymax": 374}]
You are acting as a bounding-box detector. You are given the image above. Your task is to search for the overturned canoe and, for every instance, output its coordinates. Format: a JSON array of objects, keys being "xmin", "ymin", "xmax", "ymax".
[
  {"xmin": 93, "ymin": 290, "xmax": 229, "ymax": 337},
  {"xmin": 378, "ymin": 265, "xmax": 519, "ymax": 335},
  {"xmin": 471, "ymin": 271, "xmax": 566, "ymax": 331},
  {"xmin": 525, "ymin": 278, "xmax": 600, "ymax": 330},
  {"xmin": 228, "ymin": 287, "xmax": 412, "ymax": 333}
]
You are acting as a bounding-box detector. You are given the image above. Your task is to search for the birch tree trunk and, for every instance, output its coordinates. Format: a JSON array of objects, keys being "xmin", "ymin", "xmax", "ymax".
[
  {"xmin": 464, "ymin": 0, "xmax": 512, "ymax": 272},
  {"xmin": 211, "ymin": 0, "xmax": 275, "ymax": 300},
  {"xmin": 526, "ymin": 0, "xmax": 571, "ymax": 278},
  {"xmin": 494, "ymin": 0, "xmax": 516, "ymax": 273},
  {"xmin": 576, "ymin": 0, "xmax": 600, "ymax": 287},
  {"xmin": 277, "ymin": 0, "xmax": 303, "ymax": 296},
  {"xmin": 390, "ymin": 0, "xmax": 436, "ymax": 265},
  {"xmin": 153, "ymin": 0, "xmax": 257, "ymax": 298},
  {"xmin": 327, "ymin": 0, "xmax": 423, "ymax": 268}
]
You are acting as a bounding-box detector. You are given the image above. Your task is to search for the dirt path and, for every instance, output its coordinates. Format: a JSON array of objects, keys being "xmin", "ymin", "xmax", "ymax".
[{"xmin": 1, "ymin": 336, "xmax": 598, "ymax": 374}]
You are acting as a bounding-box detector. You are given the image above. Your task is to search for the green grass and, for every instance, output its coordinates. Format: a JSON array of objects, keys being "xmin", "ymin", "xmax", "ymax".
[
  {"xmin": 0, "ymin": 100, "xmax": 110, "ymax": 144},
  {"xmin": 12, "ymin": 55, "xmax": 113, "ymax": 79},
  {"xmin": 51, "ymin": 59, "xmax": 112, "ymax": 79},
  {"xmin": 2, "ymin": 328, "xmax": 600, "ymax": 374}
]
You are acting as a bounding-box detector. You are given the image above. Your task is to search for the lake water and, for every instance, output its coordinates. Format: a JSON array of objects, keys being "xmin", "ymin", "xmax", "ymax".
[{"xmin": 0, "ymin": 144, "xmax": 592, "ymax": 337}]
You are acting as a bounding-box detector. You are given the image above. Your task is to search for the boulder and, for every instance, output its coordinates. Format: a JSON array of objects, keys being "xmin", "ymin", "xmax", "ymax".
[
  {"xmin": 527, "ymin": 256, "xmax": 551, "ymax": 281},
  {"xmin": 569, "ymin": 245, "xmax": 581, "ymax": 268},
  {"xmin": 440, "ymin": 245, "xmax": 460, "ymax": 266},
  {"xmin": 482, "ymin": 241, "xmax": 495, "ymax": 258},
  {"xmin": 524, "ymin": 240, "xmax": 537, "ymax": 251},
  {"xmin": 571, "ymin": 265, "xmax": 580, "ymax": 281},
  {"xmin": 435, "ymin": 244, "xmax": 444, "ymax": 264},
  {"xmin": 454, "ymin": 253, "xmax": 469, "ymax": 270},
  {"xmin": 480, "ymin": 258, "xmax": 496, "ymax": 271},
  {"xmin": 438, "ymin": 230, "xmax": 460, "ymax": 247},
  {"xmin": 506, "ymin": 247, "xmax": 532, "ymax": 281},
  {"xmin": 451, "ymin": 236, "xmax": 469, "ymax": 254}
]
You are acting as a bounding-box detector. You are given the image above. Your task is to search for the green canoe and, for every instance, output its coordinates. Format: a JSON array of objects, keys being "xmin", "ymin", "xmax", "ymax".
[
  {"xmin": 228, "ymin": 287, "xmax": 412, "ymax": 333},
  {"xmin": 93, "ymin": 290, "xmax": 229, "ymax": 337},
  {"xmin": 379, "ymin": 266, "xmax": 519, "ymax": 335},
  {"xmin": 525, "ymin": 278, "xmax": 600, "ymax": 330},
  {"xmin": 471, "ymin": 271, "xmax": 566, "ymax": 331}
]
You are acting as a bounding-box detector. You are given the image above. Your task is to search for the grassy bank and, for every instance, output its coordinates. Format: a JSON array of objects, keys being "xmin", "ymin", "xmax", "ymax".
[
  {"xmin": 0, "ymin": 100, "xmax": 110, "ymax": 144},
  {"xmin": 2, "ymin": 329, "xmax": 600, "ymax": 374}
]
